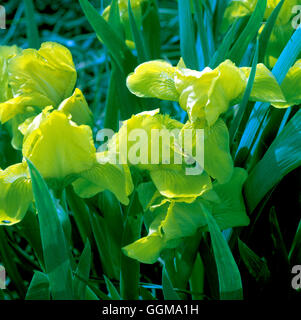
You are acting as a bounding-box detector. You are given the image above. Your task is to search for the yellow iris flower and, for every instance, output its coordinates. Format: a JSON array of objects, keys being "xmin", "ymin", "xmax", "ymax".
[
  {"xmin": 123, "ymin": 168, "xmax": 250, "ymax": 264},
  {"xmin": 0, "ymin": 42, "xmax": 77, "ymax": 124},
  {"xmin": 0, "ymin": 106, "xmax": 133, "ymax": 226}
]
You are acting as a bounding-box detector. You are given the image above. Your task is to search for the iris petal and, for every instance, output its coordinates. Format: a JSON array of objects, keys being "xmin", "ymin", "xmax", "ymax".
[{"xmin": 0, "ymin": 163, "xmax": 32, "ymax": 226}]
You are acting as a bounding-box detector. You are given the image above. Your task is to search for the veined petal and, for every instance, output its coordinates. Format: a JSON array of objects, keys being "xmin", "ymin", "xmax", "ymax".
[
  {"xmin": 108, "ymin": 108, "xmax": 184, "ymax": 168},
  {"xmin": 0, "ymin": 96, "xmax": 32, "ymax": 124},
  {"xmin": 122, "ymin": 232, "xmax": 165, "ymax": 264},
  {"xmin": 22, "ymin": 110, "xmax": 96, "ymax": 182},
  {"xmin": 205, "ymin": 60, "xmax": 246, "ymax": 125},
  {"xmin": 175, "ymin": 66, "xmax": 217, "ymax": 116},
  {"xmin": 204, "ymin": 119, "xmax": 233, "ymax": 184},
  {"xmin": 204, "ymin": 167, "xmax": 250, "ymax": 230},
  {"xmin": 1, "ymin": 42, "xmax": 77, "ymax": 123},
  {"xmin": 240, "ymin": 64, "xmax": 286, "ymax": 104},
  {"xmin": 122, "ymin": 199, "xmax": 206, "ymax": 264},
  {"xmin": 0, "ymin": 45, "xmax": 21, "ymax": 103},
  {"xmin": 0, "ymin": 162, "xmax": 32, "ymax": 226},
  {"xmin": 126, "ymin": 60, "xmax": 179, "ymax": 101},
  {"xmin": 150, "ymin": 165, "xmax": 212, "ymax": 199},
  {"xmin": 58, "ymin": 88, "xmax": 94, "ymax": 127},
  {"xmin": 175, "ymin": 60, "xmax": 246, "ymax": 126},
  {"xmin": 123, "ymin": 196, "xmax": 210, "ymax": 264},
  {"xmin": 180, "ymin": 118, "xmax": 233, "ymax": 184},
  {"xmin": 72, "ymin": 152, "xmax": 133, "ymax": 205}
]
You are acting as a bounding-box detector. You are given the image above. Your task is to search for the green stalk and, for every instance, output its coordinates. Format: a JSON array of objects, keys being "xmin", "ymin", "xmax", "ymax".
[{"xmin": 120, "ymin": 191, "xmax": 143, "ymax": 300}]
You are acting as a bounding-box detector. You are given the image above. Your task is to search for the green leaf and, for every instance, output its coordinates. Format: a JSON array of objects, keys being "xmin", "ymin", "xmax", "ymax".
[
  {"xmin": 24, "ymin": 0, "xmax": 40, "ymax": 49},
  {"xmin": 79, "ymin": 0, "xmax": 135, "ymax": 74},
  {"xmin": 95, "ymin": 190, "xmax": 124, "ymax": 278},
  {"xmin": 289, "ymin": 219, "xmax": 301, "ymax": 265},
  {"xmin": 141, "ymin": 0, "xmax": 161, "ymax": 59},
  {"xmin": 160, "ymin": 232, "xmax": 203, "ymax": 295},
  {"xmin": 25, "ymin": 271, "xmax": 50, "ymax": 300},
  {"xmin": 139, "ymin": 286, "xmax": 157, "ymax": 300},
  {"xmin": 230, "ymin": 40, "xmax": 259, "ymax": 144},
  {"xmin": 210, "ymin": 19, "xmax": 245, "ymax": 68},
  {"xmin": 120, "ymin": 191, "xmax": 143, "ymax": 300},
  {"xmin": 108, "ymin": 0, "xmax": 123, "ymax": 38},
  {"xmin": 85, "ymin": 286, "xmax": 102, "ymax": 300},
  {"xmin": 193, "ymin": 0, "xmax": 210, "ymax": 67},
  {"xmin": 27, "ymin": 159, "xmax": 73, "ymax": 300},
  {"xmin": 238, "ymin": 239, "xmax": 270, "ymax": 283},
  {"xmin": 66, "ymin": 186, "xmax": 92, "ymax": 246},
  {"xmin": 178, "ymin": 0, "xmax": 198, "ymax": 69},
  {"xmin": 88, "ymin": 209, "xmax": 119, "ymax": 280},
  {"xmin": 229, "ymin": 0, "xmax": 267, "ymax": 65},
  {"xmin": 269, "ymin": 207, "xmax": 289, "ymax": 265},
  {"xmin": 202, "ymin": 204, "xmax": 243, "ymax": 300},
  {"xmin": 128, "ymin": 0, "xmax": 147, "ymax": 63},
  {"xmin": 103, "ymin": 63, "xmax": 120, "ymax": 132},
  {"xmin": 17, "ymin": 209, "xmax": 44, "ymax": 268},
  {"xmin": 162, "ymin": 266, "xmax": 181, "ymax": 300},
  {"xmin": 73, "ymin": 240, "xmax": 91, "ymax": 300},
  {"xmin": 189, "ymin": 253, "xmax": 205, "ymax": 300},
  {"xmin": 104, "ymin": 275, "xmax": 121, "ymax": 300},
  {"xmin": 258, "ymin": 0, "xmax": 285, "ymax": 63},
  {"xmin": 244, "ymin": 109, "xmax": 301, "ymax": 213},
  {"xmin": 236, "ymin": 28, "xmax": 301, "ymax": 164}
]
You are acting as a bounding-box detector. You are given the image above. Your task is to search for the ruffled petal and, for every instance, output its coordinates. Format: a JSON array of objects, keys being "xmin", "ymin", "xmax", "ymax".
[
  {"xmin": 126, "ymin": 60, "xmax": 179, "ymax": 101},
  {"xmin": 206, "ymin": 167, "xmax": 250, "ymax": 230},
  {"xmin": 108, "ymin": 109, "xmax": 184, "ymax": 169},
  {"xmin": 22, "ymin": 110, "xmax": 96, "ymax": 182},
  {"xmin": 180, "ymin": 118, "xmax": 233, "ymax": 184},
  {"xmin": 0, "ymin": 163, "xmax": 32, "ymax": 226},
  {"xmin": 72, "ymin": 152, "xmax": 133, "ymax": 205},
  {"xmin": 150, "ymin": 165, "xmax": 212, "ymax": 199},
  {"xmin": 0, "ymin": 45, "xmax": 21, "ymax": 103},
  {"xmin": 58, "ymin": 88, "xmax": 94, "ymax": 127},
  {"xmin": 0, "ymin": 42, "xmax": 77, "ymax": 123},
  {"xmin": 0, "ymin": 96, "xmax": 32, "ymax": 124},
  {"xmin": 175, "ymin": 60, "xmax": 246, "ymax": 126},
  {"xmin": 204, "ymin": 119, "xmax": 233, "ymax": 184}
]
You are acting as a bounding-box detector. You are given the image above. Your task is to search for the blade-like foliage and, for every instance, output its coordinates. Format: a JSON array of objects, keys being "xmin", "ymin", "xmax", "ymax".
[
  {"xmin": 25, "ymin": 271, "xmax": 50, "ymax": 300},
  {"xmin": 27, "ymin": 159, "xmax": 73, "ymax": 300}
]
